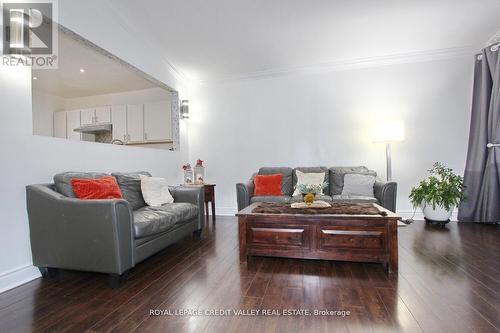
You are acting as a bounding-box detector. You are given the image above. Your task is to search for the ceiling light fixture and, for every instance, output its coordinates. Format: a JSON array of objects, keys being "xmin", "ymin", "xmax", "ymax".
[
  {"xmin": 33, "ymin": 76, "xmax": 37, "ymax": 80},
  {"xmin": 79, "ymin": 68, "xmax": 85, "ymax": 73}
]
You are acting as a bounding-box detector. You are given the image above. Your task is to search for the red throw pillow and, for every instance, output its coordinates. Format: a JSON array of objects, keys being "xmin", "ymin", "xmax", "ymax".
[
  {"xmin": 254, "ymin": 174, "xmax": 283, "ymax": 196},
  {"xmin": 71, "ymin": 176, "xmax": 123, "ymax": 200}
]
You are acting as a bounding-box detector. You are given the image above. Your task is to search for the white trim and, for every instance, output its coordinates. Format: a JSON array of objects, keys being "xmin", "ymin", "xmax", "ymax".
[
  {"xmin": 217, "ymin": 206, "xmax": 459, "ymax": 221},
  {"xmin": 195, "ymin": 46, "xmax": 475, "ymax": 84},
  {"xmin": 0, "ymin": 265, "xmax": 41, "ymax": 293}
]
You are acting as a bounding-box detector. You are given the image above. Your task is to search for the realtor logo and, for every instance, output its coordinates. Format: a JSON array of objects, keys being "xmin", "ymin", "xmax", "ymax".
[{"xmin": 1, "ymin": 0, "xmax": 58, "ymax": 68}]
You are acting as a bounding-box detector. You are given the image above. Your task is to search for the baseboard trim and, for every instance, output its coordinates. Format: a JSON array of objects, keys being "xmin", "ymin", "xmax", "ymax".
[
  {"xmin": 0, "ymin": 265, "xmax": 41, "ymax": 293},
  {"xmin": 217, "ymin": 206, "xmax": 458, "ymax": 221}
]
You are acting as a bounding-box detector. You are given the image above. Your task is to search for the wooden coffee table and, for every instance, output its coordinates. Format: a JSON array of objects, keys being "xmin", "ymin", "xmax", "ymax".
[{"xmin": 236, "ymin": 202, "xmax": 399, "ymax": 273}]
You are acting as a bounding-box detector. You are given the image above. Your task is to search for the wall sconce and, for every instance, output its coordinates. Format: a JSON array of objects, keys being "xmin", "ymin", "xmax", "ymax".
[{"xmin": 180, "ymin": 100, "xmax": 189, "ymax": 119}]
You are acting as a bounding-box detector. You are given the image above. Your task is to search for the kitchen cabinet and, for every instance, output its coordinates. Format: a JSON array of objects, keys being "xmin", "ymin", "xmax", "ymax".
[
  {"xmin": 126, "ymin": 104, "xmax": 144, "ymax": 143},
  {"xmin": 95, "ymin": 106, "xmax": 111, "ymax": 123},
  {"xmin": 111, "ymin": 105, "xmax": 127, "ymax": 142},
  {"xmin": 81, "ymin": 107, "xmax": 111, "ymax": 125},
  {"xmin": 80, "ymin": 108, "xmax": 95, "ymax": 126},
  {"xmin": 144, "ymin": 101, "xmax": 171, "ymax": 141},
  {"xmin": 53, "ymin": 111, "xmax": 66, "ymax": 138},
  {"xmin": 66, "ymin": 110, "xmax": 81, "ymax": 141}
]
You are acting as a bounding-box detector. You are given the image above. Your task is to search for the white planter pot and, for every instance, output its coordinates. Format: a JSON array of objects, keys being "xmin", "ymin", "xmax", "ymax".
[{"xmin": 422, "ymin": 204, "xmax": 453, "ymax": 221}]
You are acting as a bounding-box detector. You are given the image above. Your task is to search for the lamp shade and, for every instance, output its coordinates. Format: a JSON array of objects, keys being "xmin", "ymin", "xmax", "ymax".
[{"xmin": 371, "ymin": 120, "xmax": 405, "ymax": 143}]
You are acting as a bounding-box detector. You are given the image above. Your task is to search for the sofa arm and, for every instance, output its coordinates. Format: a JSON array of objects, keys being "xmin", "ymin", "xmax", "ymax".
[
  {"xmin": 169, "ymin": 186, "xmax": 205, "ymax": 230},
  {"xmin": 26, "ymin": 184, "xmax": 134, "ymax": 275},
  {"xmin": 236, "ymin": 180, "xmax": 254, "ymax": 212},
  {"xmin": 374, "ymin": 181, "xmax": 397, "ymax": 212}
]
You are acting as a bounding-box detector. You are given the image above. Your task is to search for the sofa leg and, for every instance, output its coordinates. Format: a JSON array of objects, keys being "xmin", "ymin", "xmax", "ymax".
[
  {"xmin": 39, "ymin": 267, "xmax": 59, "ymax": 278},
  {"xmin": 193, "ymin": 229, "xmax": 202, "ymax": 238},
  {"xmin": 108, "ymin": 271, "xmax": 129, "ymax": 289}
]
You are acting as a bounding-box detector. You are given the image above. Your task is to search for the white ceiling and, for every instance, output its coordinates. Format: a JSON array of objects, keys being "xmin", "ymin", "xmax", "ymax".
[
  {"xmin": 106, "ymin": 0, "xmax": 500, "ymax": 82},
  {"xmin": 33, "ymin": 32, "xmax": 157, "ymax": 98}
]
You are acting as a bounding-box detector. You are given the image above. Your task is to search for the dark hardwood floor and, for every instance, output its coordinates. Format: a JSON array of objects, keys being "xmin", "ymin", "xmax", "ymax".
[{"xmin": 0, "ymin": 217, "xmax": 499, "ymax": 333}]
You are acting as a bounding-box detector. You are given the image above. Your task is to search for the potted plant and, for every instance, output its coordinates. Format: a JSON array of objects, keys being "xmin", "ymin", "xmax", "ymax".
[
  {"xmin": 409, "ymin": 162, "xmax": 465, "ymax": 221},
  {"xmin": 295, "ymin": 182, "xmax": 328, "ymax": 205}
]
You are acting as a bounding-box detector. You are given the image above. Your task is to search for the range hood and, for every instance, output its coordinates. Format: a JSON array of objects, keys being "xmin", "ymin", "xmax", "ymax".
[{"xmin": 74, "ymin": 123, "xmax": 112, "ymax": 134}]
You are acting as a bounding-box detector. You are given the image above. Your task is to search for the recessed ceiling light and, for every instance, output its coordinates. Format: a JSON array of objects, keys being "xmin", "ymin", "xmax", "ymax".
[
  {"xmin": 33, "ymin": 76, "xmax": 37, "ymax": 80},
  {"xmin": 79, "ymin": 68, "xmax": 85, "ymax": 73}
]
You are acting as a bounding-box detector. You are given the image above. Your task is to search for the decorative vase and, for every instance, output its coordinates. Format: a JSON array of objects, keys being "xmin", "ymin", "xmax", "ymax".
[
  {"xmin": 194, "ymin": 158, "xmax": 205, "ymax": 184},
  {"xmin": 422, "ymin": 204, "xmax": 453, "ymax": 221},
  {"xmin": 183, "ymin": 164, "xmax": 194, "ymax": 184},
  {"xmin": 303, "ymin": 192, "xmax": 316, "ymax": 206}
]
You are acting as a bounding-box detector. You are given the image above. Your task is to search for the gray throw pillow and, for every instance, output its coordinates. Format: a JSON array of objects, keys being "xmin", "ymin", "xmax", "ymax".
[
  {"xmin": 329, "ymin": 166, "xmax": 376, "ymax": 195},
  {"xmin": 54, "ymin": 171, "xmax": 108, "ymax": 197},
  {"xmin": 111, "ymin": 171, "xmax": 152, "ymax": 210},
  {"xmin": 341, "ymin": 173, "xmax": 376, "ymax": 198}
]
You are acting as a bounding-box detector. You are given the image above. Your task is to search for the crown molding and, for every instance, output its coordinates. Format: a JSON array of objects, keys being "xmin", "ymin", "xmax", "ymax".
[{"xmin": 194, "ymin": 45, "xmax": 476, "ymax": 85}]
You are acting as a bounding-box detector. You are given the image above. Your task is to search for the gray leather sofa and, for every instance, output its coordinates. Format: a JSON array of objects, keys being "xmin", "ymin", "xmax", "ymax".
[
  {"xmin": 236, "ymin": 166, "xmax": 397, "ymax": 212},
  {"xmin": 26, "ymin": 171, "xmax": 204, "ymax": 288}
]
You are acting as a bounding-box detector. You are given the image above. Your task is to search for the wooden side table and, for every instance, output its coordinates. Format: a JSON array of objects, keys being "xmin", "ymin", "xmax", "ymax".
[
  {"xmin": 181, "ymin": 183, "xmax": 216, "ymax": 221},
  {"xmin": 203, "ymin": 184, "xmax": 216, "ymax": 221}
]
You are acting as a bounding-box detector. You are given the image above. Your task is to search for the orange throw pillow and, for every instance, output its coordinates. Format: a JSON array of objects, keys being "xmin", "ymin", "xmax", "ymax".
[
  {"xmin": 71, "ymin": 176, "xmax": 123, "ymax": 200},
  {"xmin": 254, "ymin": 174, "xmax": 283, "ymax": 196}
]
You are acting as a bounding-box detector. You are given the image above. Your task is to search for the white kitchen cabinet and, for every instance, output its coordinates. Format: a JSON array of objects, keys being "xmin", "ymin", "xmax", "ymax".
[
  {"xmin": 144, "ymin": 101, "xmax": 171, "ymax": 141},
  {"xmin": 66, "ymin": 110, "xmax": 82, "ymax": 141},
  {"xmin": 111, "ymin": 105, "xmax": 127, "ymax": 142},
  {"xmin": 53, "ymin": 111, "xmax": 66, "ymax": 138},
  {"xmin": 80, "ymin": 108, "xmax": 95, "ymax": 126},
  {"xmin": 95, "ymin": 106, "xmax": 111, "ymax": 123},
  {"xmin": 126, "ymin": 104, "xmax": 144, "ymax": 142},
  {"xmin": 81, "ymin": 107, "xmax": 111, "ymax": 125}
]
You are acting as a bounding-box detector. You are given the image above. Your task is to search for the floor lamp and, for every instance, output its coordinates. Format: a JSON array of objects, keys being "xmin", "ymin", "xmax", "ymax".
[{"xmin": 371, "ymin": 120, "xmax": 405, "ymax": 181}]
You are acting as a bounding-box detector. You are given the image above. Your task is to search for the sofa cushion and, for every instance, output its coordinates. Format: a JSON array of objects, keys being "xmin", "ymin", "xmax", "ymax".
[
  {"xmin": 258, "ymin": 167, "xmax": 293, "ymax": 195},
  {"xmin": 342, "ymin": 173, "xmax": 376, "ymax": 198},
  {"xmin": 159, "ymin": 202, "xmax": 198, "ymax": 222},
  {"xmin": 329, "ymin": 166, "xmax": 376, "ymax": 195},
  {"xmin": 133, "ymin": 202, "xmax": 198, "ymax": 238},
  {"xmin": 290, "ymin": 194, "xmax": 333, "ymax": 203},
  {"xmin": 254, "ymin": 174, "xmax": 283, "ymax": 196},
  {"xmin": 293, "ymin": 167, "xmax": 329, "ymax": 194},
  {"xmin": 250, "ymin": 195, "xmax": 292, "ymax": 204},
  {"xmin": 54, "ymin": 172, "xmax": 108, "ymax": 197},
  {"xmin": 71, "ymin": 176, "xmax": 122, "ymax": 200},
  {"xmin": 112, "ymin": 171, "xmax": 151, "ymax": 210},
  {"xmin": 332, "ymin": 194, "xmax": 379, "ymax": 204},
  {"xmin": 140, "ymin": 175, "xmax": 174, "ymax": 206},
  {"xmin": 292, "ymin": 169, "xmax": 327, "ymax": 196}
]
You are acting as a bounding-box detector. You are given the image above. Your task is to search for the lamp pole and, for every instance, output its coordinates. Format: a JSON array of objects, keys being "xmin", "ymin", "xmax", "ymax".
[{"xmin": 386, "ymin": 142, "xmax": 392, "ymax": 181}]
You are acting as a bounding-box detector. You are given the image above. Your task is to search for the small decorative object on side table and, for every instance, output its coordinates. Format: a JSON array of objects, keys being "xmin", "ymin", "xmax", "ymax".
[
  {"xmin": 194, "ymin": 159, "xmax": 205, "ymax": 184},
  {"xmin": 182, "ymin": 163, "xmax": 194, "ymax": 184}
]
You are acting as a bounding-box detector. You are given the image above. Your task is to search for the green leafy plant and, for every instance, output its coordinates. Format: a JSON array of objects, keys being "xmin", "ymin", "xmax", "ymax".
[
  {"xmin": 295, "ymin": 182, "xmax": 328, "ymax": 195},
  {"xmin": 409, "ymin": 162, "xmax": 465, "ymax": 211}
]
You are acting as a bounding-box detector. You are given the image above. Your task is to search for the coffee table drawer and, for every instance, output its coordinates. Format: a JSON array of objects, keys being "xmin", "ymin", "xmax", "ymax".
[
  {"xmin": 320, "ymin": 228, "xmax": 385, "ymax": 250},
  {"xmin": 249, "ymin": 227, "xmax": 307, "ymax": 247}
]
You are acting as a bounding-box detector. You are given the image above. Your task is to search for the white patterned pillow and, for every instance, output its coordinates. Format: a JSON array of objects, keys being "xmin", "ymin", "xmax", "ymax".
[
  {"xmin": 341, "ymin": 173, "xmax": 376, "ymax": 198},
  {"xmin": 293, "ymin": 170, "xmax": 326, "ymax": 196},
  {"xmin": 140, "ymin": 175, "xmax": 174, "ymax": 206}
]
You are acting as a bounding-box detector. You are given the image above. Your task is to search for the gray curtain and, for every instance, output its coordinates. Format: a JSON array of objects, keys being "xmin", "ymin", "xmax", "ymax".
[{"xmin": 458, "ymin": 44, "xmax": 500, "ymax": 223}]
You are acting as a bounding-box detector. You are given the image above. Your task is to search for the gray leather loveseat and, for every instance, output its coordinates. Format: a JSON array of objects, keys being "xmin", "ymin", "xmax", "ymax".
[
  {"xmin": 236, "ymin": 166, "xmax": 397, "ymax": 212},
  {"xmin": 26, "ymin": 171, "xmax": 204, "ymax": 288}
]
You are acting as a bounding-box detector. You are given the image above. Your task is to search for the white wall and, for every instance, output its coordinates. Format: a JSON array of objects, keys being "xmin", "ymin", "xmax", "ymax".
[
  {"xmin": 32, "ymin": 90, "xmax": 66, "ymax": 137},
  {"xmin": 188, "ymin": 56, "xmax": 473, "ymax": 216},
  {"xmin": 0, "ymin": 0, "xmax": 189, "ymax": 292},
  {"xmin": 64, "ymin": 87, "xmax": 171, "ymax": 110}
]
